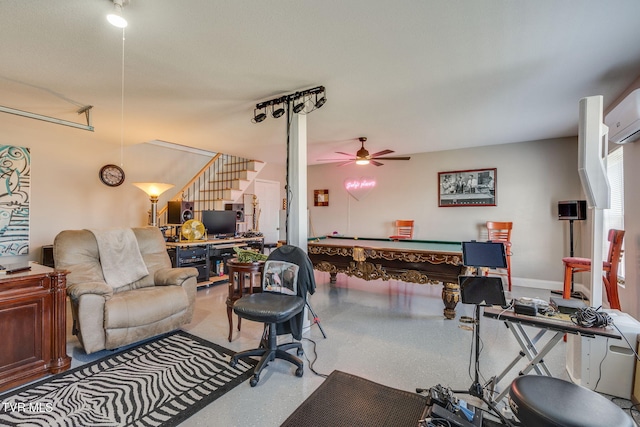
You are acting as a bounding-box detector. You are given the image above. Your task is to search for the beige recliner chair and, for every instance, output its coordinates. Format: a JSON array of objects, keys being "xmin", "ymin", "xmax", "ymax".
[{"xmin": 54, "ymin": 227, "xmax": 198, "ymax": 354}]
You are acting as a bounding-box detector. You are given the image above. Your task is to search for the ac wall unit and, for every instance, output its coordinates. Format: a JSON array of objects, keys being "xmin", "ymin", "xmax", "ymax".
[{"xmin": 605, "ymin": 88, "xmax": 640, "ymax": 144}]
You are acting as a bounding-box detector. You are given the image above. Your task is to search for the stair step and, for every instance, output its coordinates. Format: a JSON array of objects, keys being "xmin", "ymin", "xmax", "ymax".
[
  {"xmin": 216, "ymin": 171, "xmax": 257, "ymax": 180},
  {"xmin": 206, "ymin": 179, "xmax": 248, "ymax": 190},
  {"xmin": 199, "ymin": 189, "xmax": 240, "ymax": 194},
  {"xmin": 159, "ymin": 155, "xmax": 264, "ymax": 227}
]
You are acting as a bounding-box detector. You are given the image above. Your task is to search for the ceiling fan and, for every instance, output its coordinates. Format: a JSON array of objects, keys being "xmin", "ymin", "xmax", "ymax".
[{"xmin": 317, "ymin": 137, "xmax": 411, "ymax": 166}]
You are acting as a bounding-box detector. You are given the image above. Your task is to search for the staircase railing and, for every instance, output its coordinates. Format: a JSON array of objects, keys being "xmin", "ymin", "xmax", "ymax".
[{"xmin": 157, "ymin": 153, "xmax": 253, "ymax": 225}]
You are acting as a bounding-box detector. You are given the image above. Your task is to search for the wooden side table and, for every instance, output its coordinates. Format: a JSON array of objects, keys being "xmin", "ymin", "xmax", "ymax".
[
  {"xmin": 0, "ymin": 264, "xmax": 71, "ymax": 392},
  {"xmin": 226, "ymin": 259, "xmax": 264, "ymax": 341}
]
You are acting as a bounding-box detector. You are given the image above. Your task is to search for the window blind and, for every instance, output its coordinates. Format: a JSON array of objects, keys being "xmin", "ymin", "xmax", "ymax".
[{"xmin": 604, "ymin": 147, "xmax": 624, "ymax": 278}]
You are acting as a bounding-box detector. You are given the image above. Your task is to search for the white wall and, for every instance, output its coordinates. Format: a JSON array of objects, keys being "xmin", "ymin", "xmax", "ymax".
[
  {"xmin": 0, "ymin": 114, "xmax": 283, "ymax": 265},
  {"xmin": 308, "ymin": 137, "xmax": 581, "ymax": 285},
  {"xmin": 3, "ymin": 102, "xmax": 637, "ymax": 319}
]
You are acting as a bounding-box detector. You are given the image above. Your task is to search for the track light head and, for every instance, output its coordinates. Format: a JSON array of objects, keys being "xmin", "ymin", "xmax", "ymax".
[
  {"xmin": 253, "ymin": 108, "xmax": 267, "ymax": 123},
  {"xmin": 315, "ymin": 93, "xmax": 326, "ymax": 109},
  {"xmin": 293, "ymin": 98, "xmax": 306, "ymax": 113},
  {"xmin": 272, "ymin": 105, "xmax": 285, "ymax": 118}
]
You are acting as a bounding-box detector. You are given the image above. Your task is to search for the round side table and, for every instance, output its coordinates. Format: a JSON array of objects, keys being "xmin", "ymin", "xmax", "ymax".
[{"xmin": 226, "ymin": 259, "xmax": 264, "ymax": 341}]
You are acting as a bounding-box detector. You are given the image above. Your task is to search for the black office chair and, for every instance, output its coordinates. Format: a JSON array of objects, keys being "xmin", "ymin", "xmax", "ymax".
[
  {"xmin": 229, "ymin": 245, "xmax": 316, "ymax": 387},
  {"xmin": 509, "ymin": 376, "xmax": 634, "ymax": 427}
]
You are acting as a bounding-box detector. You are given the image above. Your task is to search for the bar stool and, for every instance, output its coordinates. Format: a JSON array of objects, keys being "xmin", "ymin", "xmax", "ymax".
[
  {"xmin": 509, "ymin": 375, "xmax": 634, "ymax": 427},
  {"xmin": 263, "ymin": 242, "xmax": 278, "ymax": 255},
  {"xmin": 562, "ymin": 229, "xmax": 624, "ymax": 309},
  {"xmin": 226, "ymin": 259, "xmax": 264, "ymax": 342}
]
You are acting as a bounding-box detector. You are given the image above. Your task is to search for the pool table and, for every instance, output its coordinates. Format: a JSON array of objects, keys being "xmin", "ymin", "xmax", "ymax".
[{"xmin": 307, "ymin": 236, "xmax": 467, "ymax": 319}]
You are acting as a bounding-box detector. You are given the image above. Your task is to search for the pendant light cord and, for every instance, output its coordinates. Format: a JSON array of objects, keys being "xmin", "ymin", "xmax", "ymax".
[{"xmin": 119, "ymin": 28, "xmax": 125, "ymax": 168}]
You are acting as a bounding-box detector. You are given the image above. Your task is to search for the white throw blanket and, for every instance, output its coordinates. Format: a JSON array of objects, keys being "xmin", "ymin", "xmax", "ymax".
[{"xmin": 89, "ymin": 228, "xmax": 149, "ymax": 288}]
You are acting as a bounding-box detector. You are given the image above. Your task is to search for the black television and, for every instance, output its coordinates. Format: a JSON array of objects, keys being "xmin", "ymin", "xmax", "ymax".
[
  {"xmin": 201, "ymin": 210, "xmax": 237, "ymax": 238},
  {"xmin": 461, "ymin": 241, "xmax": 507, "ymax": 269}
]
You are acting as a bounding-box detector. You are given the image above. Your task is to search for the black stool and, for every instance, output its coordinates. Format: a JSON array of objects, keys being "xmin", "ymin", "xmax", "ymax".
[
  {"xmin": 229, "ymin": 292, "xmax": 305, "ymax": 387},
  {"xmin": 263, "ymin": 242, "xmax": 278, "ymax": 254},
  {"xmin": 509, "ymin": 375, "xmax": 634, "ymax": 427}
]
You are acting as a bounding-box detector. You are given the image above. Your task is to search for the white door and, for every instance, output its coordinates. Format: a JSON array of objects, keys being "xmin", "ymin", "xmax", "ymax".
[{"xmin": 254, "ymin": 180, "xmax": 280, "ymax": 244}]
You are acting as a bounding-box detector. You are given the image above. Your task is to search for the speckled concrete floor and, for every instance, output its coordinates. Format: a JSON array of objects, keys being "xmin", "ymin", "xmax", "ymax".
[{"xmin": 61, "ymin": 272, "xmax": 637, "ymax": 426}]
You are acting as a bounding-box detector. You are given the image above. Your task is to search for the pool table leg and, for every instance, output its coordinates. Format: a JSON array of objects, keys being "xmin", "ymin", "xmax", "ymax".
[
  {"xmin": 442, "ymin": 282, "xmax": 460, "ymax": 319},
  {"xmin": 329, "ymin": 272, "xmax": 337, "ymax": 284}
]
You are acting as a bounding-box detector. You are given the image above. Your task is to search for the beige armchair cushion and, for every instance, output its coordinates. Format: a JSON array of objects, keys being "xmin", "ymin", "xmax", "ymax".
[
  {"xmin": 54, "ymin": 226, "xmax": 198, "ymax": 354},
  {"xmin": 89, "ymin": 228, "xmax": 149, "ymax": 288},
  {"xmin": 105, "ymin": 286, "xmax": 188, "ymax": 329}
]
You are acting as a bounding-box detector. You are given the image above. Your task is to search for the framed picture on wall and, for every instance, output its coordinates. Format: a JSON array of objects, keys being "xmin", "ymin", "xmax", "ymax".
[
  {"xmin": 314, "ymin": 189, "xmax": 329, "ymax": 206},
  {"xmin": 438, "ymin": 168, "xmax": 496, "ymax": 207}
]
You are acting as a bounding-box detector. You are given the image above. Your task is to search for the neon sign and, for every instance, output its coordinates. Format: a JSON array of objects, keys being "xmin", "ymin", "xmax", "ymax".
[{"xmin": 344, "ymin": 177, "xmax": 376, "ymax": 200}]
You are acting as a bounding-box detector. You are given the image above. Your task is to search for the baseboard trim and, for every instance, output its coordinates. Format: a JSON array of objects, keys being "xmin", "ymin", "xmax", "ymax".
[{"xmin": 511, "ymin": 276, "xmax": 590, "ymax": 299}]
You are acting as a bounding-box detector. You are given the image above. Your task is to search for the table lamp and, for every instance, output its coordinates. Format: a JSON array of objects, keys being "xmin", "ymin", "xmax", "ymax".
[{"xmin": 132, "ymin": 182, "xmax": 174, "ymax": 226}]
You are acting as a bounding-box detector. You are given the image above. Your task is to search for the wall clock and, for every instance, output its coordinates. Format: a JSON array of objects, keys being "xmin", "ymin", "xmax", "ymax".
[{"xmin": 99, "ymin": 164, "xmax": 125, "ymax": 187}]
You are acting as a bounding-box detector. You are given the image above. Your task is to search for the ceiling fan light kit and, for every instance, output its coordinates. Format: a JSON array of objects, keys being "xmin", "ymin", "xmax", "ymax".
[{"xmin": 356, "ymin": 141, "xmax": 370, "ymax": 159}]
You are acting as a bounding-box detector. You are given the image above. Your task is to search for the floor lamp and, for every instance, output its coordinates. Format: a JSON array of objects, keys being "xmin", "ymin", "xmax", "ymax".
[{"xmin": 133, "ymin": 182, "xmax": 174, "ymax": 226}]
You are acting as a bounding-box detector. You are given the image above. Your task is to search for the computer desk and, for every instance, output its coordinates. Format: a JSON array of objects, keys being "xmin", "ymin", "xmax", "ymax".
[{"xmin": 482, "ymin": 306, "xmax": 621, "ymax": 404}]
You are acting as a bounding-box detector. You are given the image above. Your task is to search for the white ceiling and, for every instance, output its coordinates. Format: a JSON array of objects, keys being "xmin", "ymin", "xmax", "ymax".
[{"xmin": 2, "ymin": 1, "xmax": 640, "ymax": 165}]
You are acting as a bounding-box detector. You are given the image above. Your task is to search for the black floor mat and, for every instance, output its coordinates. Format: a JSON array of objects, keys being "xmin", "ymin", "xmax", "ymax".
[{"xmin": 281, "ymin": 370, "xmax": 428, "ymax": 427}]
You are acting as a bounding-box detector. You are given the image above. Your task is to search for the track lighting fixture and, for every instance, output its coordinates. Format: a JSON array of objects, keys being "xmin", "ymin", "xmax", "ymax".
[
  {"xmin": 272, "ymin": 103, "xmax": 285, "ymax": 118},
  {"xmin": 253, "ymin": 86, "xmax": 326, "ymax": 123},
  {"xmin": 253, "ymin": 107, "xmax": 267, "ymax": 123},
  {"xmin": 107, "ymin": 0, "xmax": 129, "ymax": 28}
]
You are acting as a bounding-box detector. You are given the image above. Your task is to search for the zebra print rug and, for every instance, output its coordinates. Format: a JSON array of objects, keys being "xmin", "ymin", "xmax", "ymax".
[{"xmin": 0, "ymin": 331, "xmax": 256, "ymax": 427}]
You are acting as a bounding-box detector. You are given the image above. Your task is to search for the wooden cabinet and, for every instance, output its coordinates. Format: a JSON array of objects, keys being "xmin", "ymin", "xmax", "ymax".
[
  {"xmin": 167, "ymin": 245, "xmax": 210, "ymax": 283},
  {"xmin": 166, "ymin": 236, "xmax": 264, "ymax": 287},
  {"xmin": 0, "ymin": 264, "xmax": 71, "ymax": 392}
]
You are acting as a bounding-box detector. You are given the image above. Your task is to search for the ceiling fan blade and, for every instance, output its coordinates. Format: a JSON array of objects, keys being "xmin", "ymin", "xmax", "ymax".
[
  {"xmin": 370, "ymin": 149, "xmax": 394, "ymax": 157},
  {"xmin": 318, "ymin": 158, "xmax": 356, "ymax": 161},
  {"xmin": 337, "ymin": 160, "xmax": 355, "ymax": 167},
  {"xmin": 335, "ymin": 151, "xmax": 353, "ymax": 156},
  {"xmin": 370, "ymin": 160, "xmax": 384, "ymax": 166},
  {"xmin": 374, "ymin": 156, "xmax": 411, "ymax": 160}
]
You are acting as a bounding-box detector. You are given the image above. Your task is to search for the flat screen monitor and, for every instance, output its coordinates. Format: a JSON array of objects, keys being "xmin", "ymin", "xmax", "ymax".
[
  {"xmin": 558, "ymin": 200, "xmax": 586, "ymax": 220},
  {"xmin": 462, "ymin": 241, "xmax": 507, "ymax": 269},
  {"xmin": 459, "ymin": 276, "xmax": 506, "ymax": 306},
  {"xmin": 201, "ymin": 210, "xmax": 237, "ymax": 238}
]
